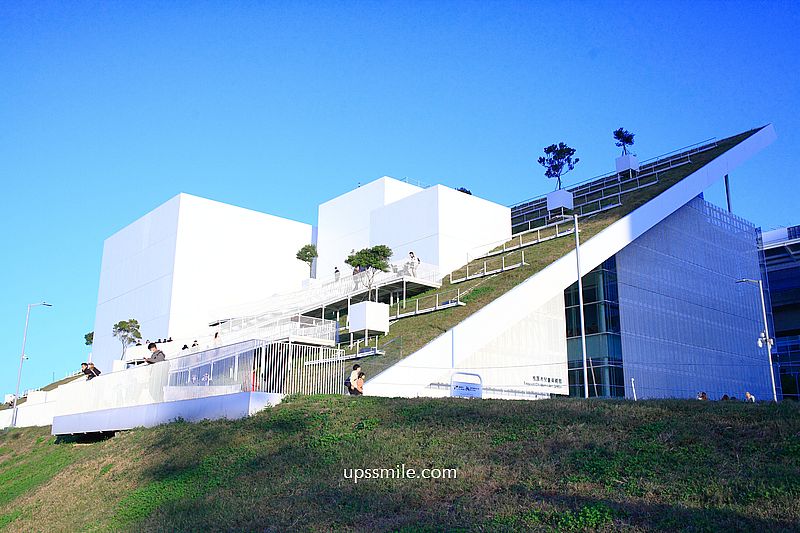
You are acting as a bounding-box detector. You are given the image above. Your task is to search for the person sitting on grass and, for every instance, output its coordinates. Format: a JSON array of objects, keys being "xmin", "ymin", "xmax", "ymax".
[
  {"xmin": 345, "ymin": 364, "xmax": 361, "ymax": 395},
  {"xmin": 354, "ymin": 371, "xmax": 366, "ymax": 395}
]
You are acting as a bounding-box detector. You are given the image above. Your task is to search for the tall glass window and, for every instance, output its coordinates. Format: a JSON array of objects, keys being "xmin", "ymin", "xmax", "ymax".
[{"xmin": 564, "ymin": 257, "xmax": 625, "ymax": 398}]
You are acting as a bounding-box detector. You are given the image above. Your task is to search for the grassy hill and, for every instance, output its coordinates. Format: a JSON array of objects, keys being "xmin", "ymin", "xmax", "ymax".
[{"xmin": 1, "ymin": 396, "xmax": 798, "ymax": 532}]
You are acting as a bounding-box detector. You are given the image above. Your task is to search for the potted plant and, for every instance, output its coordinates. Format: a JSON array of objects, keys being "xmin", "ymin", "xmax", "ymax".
[
  {"xmin": 613, "ymin": 128, "xmax": 639, "ymax": 172},
  {"xmin": 538, "ymin": 142, "xmax": 579, "ymax": 211}
]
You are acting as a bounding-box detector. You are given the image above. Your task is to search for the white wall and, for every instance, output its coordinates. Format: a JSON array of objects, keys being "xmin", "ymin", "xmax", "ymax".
[
  {"xmin": 317, "ymin": 177, "xmax": 510, "ymax": 280},
  {"xmin": 369, "ymin": 185, "xmax": 440, "ymax": 268},
  {"xmin": 368, "ymin": 184, "xmax": 511, "ymax": 277},
  {"xmin": 316, "ymin": 177, "xmax": 422, "ymax": 278},
  {"xmin": 169, "ymin": 194, "xmax": 311, "ymax": 338},
  {"xmin": 92, "ymin": 193, "xmax": 312, "ymax": 371},
  {"xmin": 92, "ymin": 196, "xmax": 181, "ymax": 369}
]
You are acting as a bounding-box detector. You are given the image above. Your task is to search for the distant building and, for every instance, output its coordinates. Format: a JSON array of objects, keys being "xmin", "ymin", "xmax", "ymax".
[{"xmin": 761, "ymin": 225, "xmax": 800, "ymax": 400}]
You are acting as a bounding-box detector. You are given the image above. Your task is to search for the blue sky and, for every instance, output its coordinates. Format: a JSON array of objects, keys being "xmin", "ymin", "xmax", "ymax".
[{"xmin": 1, "ymin": 1, "xmax": 798, "ymax": 395}]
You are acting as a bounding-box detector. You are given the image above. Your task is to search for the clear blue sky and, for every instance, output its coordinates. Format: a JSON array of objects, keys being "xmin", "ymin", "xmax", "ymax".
[{"xmin": 1, "ymin": 1, "xmax": 798, "ymax": 395}]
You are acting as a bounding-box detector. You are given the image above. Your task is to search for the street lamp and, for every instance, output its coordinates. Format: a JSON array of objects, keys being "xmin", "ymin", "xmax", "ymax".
[
  {"xmin": 736, "ymin": 279, "xmax": 777, "ymax": 402},
  {"xmin": 11, "ymin": 302, "xmax": 52, "ymax": 427},
  {"xmin": 574, "ymin": 214, "xmax": 589, "ymax": 399}
]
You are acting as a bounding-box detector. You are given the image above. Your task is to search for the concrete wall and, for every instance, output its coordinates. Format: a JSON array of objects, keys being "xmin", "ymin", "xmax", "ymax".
[
  {"xmin": 92, "ymin": 194, "xmax": 312, "ymax": 371},
  {"xmin": 51, "ymin": 392, "xmax": 281, "ymax": 435}
]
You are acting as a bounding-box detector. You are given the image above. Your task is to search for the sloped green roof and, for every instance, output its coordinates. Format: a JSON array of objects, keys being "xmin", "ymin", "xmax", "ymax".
[{"xmin": 359, "ymin": 127, "xmax": 763, "ymax": 380}]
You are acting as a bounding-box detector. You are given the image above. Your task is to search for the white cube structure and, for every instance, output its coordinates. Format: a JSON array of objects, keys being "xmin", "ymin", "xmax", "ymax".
[
  {"xmin": 615, "ymin": 154, "xmax": 640, "ymax": 173},
  {"xmin": 92, "ymin": 193, "xmax": 312, "ymax": 371},
  {"xmin": 318, "ymin": 177, "xmax": 511, "ymax": 280},
  {"xmin": 370, "ymin": 185, "xmax": 511, "ymax": 275},
  {"xmin": 316, "ymin": 177, "xmax": 423, "ymax": 278},
  {"xmin": 546, "ymin": 189, "xmax": 574, "ymax": 211},
  {"xmin": 348, "ymin": 301, "xmax": 390, "ymax": 334}
]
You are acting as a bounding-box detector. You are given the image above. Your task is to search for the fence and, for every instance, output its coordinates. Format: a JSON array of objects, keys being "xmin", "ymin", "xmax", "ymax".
[
  {"xmin": 40, "ymin": 339, "xmax": 348, "ymax": 416},
  {"xmin": 449, "ymin": 249, "xmax": 527, "ymax": 284},
  {"xmin": 219, "ymin": 314, "xmax": 337, "ymax": 346},
  {"xmin": 388, "ymin": 287, "xmax": 465, "ymax": 318},
  {"xmin": 510, "ymin": 138, "xmax": 721, "ymax": 235},
  {"xmin": 215, "ymin": 262, "xmax": 441, "ymax": 336}
]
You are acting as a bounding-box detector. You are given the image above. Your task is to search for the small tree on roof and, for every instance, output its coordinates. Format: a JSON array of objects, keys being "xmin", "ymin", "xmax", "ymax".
[
  {"xmin": 613, "ymin": 128, "xmax": 635, "ymax": 155},
  {"xmin": 84, "ymin": 331, "xmax": 93, "ymax": 346},
  {"xmin": 538, "ymin": 142, "xmax": 579, "ymax": 190},
  {"xmin": 456, "ymin": 187, "xmax": 472, "ymax": 195},
  {"xmin": 296, "ymin": 244, "xmax": 318, "ymax": 276},
  {"xmin": 345, "ymin": 245, "xmax": 393, "ymax": 299},
  {"xmin": 112, "ymin": 319, "xmax": 142, "ymax": 360}
]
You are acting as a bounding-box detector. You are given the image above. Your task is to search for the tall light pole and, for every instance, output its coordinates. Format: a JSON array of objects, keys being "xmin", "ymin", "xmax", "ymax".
[
  {"xmin": 11, "ymin": 302, "xmax": 52, "ymax": 427},
  {"xmin": 574, "ymin": 214, "xmax": 589, "ymax": 399},
  {"xmin": 736, "ymin": 279, "xmax": 777, "ymax": 402}
]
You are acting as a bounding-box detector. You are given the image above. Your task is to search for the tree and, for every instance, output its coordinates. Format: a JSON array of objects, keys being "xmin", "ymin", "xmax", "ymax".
[
  {"xmin": 537, "ymin": 142, "xmax": 579, "ymax": 190},
  {"xmin": 613, "ymin": 128, "xmax": 635, "ymax": 155},
  {"xmin": 112, "ymin": 319, "xmax": 142, "ymax": 360},
  {"xmin": 84, "ymin": 331, "xmax": 93, "ymax": 346},
  {"xmin": 345, "ymin": 245, "xmax": 393, "ymax": 298},
  {"xmin": 296, "ymin": 244, "xmax": 318, "ymax": 276},
  {"xmin": 456, "ymin": 187, "xmax": 472, "ymax": 195}
]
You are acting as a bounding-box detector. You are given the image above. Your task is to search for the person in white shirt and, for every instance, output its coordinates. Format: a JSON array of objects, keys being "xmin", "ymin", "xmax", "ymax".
[{"xmin": 347, "ymin": 364, "xmax": 361, "ymax": 395}]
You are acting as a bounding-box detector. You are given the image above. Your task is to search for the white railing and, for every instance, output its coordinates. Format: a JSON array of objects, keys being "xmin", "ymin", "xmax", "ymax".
[
  {"xmin": 466, "ymin": 220, "xmax": 575, "ymax": 262},
  {"xmin": 449, "ymin": 250, "xmax": 527, "ymax": 284},
  {"xmin": 220, "ymin": 314, "xmax": 337, "ymax": 346},
  {"xmin": 215, "ymin": 261, "xmax": 440, "ymax": 337}
]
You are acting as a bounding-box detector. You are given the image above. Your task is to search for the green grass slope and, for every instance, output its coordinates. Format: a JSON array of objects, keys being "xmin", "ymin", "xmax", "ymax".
[
  {"xmin": 358, "ymin": 128, "xmax": 761, "ymax": 380},
  {"xmin": 1, "ymin": 396, "xmax": 798, "ymax": 532}
]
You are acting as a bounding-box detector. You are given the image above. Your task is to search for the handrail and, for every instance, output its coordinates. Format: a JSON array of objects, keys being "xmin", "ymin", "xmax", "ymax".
[{"xmin": 509, "ymin": 136, "xmax": 719, "ymax": 208}]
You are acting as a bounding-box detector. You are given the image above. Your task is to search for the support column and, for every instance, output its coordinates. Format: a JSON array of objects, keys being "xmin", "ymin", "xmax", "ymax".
[{"xmin": 724, "ymin": 174, "xmax": 732, "ymax": 213}]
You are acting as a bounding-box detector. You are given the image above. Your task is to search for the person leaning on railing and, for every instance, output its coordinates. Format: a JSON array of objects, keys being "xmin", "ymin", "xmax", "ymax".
[{"xmin": 144, "ymin": 342, "xmax": 166, "ymax": 364}]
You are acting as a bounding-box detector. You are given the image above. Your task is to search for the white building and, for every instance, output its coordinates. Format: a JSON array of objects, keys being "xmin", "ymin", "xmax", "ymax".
[
  {"xmin": 316, "ymin": 176, "xmax": 511, "ymax": 278},
  {"xmin": 91, "ymin": 193, "xmax": 312, "ymax": 372}
]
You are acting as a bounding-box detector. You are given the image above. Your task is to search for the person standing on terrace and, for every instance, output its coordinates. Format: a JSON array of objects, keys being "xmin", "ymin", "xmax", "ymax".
[
  {"xmin": 144, "ymin": 342, "xmax": 166, "ymax": 364},
  {"xmin": 408, "ymin": 251, "xmax": 420, "ymax": 277}
]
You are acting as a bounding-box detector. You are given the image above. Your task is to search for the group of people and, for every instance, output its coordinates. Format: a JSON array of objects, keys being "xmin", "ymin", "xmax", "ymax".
[
  {"xmin": 697, "ymin": 391, "xmax": 756, "ymax": 402},
  {"xmin": 80, "ymin": 362, "xmax": 102, "ymax": 380},
  {"xmin": 333, "ymin": 250, "xmax": 422, "ymax": 290},
  {"xmin": 136, "ymin": 337, "xmax": 173, "ymax": 346},
  {"xmin": 345, "ymin": 364, "xmax": 366, "ymax": 395}
]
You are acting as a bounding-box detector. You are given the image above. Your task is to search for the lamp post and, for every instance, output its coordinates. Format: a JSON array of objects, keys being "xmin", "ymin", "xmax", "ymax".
[
  {"xmin": 574, "ymin": 214, "xmax": 589, "ymax": 399},
  {"xmin": 11, "ymin": 302, "xmax": 52, "ymax": 427},
  {"xmin": 736, "ymin": 279, "xmax": 777, "ymax": 402}
]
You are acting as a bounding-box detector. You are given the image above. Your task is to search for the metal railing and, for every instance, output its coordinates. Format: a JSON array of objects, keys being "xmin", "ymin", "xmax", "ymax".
[
  {"xmin": 510, "ymin": 137, "xmax": 722, "ymax": 234},
  {"xmin": 214, "ymin": 261, "xmax": 440, "ymax": 338},
  {"xmin": 449, "ymin": 250, "xmax": 527, "ymax": 284},
  {"xmin": 511, "ymin": 136, "xmax": 719, "ymax": 210},
  {"xmin": 388, "ymin": 287, "xmax": 465, "ymax": 319},
  {"xmin": 468, "ymin": 220, "xmax": 575, "ymax": 261},
  {"xmin": 219, "ymin": 314, "xmax": 337, "ymax": 346}
]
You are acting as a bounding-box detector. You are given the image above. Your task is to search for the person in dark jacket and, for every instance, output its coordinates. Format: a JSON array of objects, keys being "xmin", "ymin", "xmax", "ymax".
[
  {"xmin": 81, "ymin": 363, "xmax": 93, "ymax": 380},
  {"xmin": 144, "ymin": 342, "xmax": 166, "ymax": 364},
  {"xmin": 87, "ymin": 362, "xmax": 101, "ymax": 379}
]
